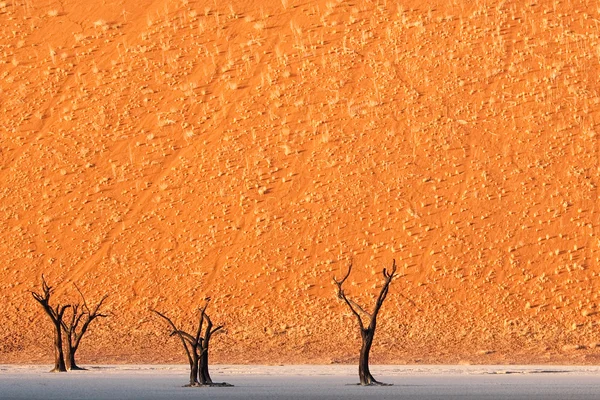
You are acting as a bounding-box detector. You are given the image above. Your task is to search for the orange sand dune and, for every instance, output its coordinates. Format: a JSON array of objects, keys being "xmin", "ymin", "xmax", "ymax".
[{"xmin": 1, "ymin": 0, "xmax": 600, "ymax": 365}]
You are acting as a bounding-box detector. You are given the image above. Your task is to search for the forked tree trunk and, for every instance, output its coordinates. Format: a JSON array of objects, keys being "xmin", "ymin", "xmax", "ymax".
[
  {"xmin": 33, "ymin": 277, "xmax": 107, "ymax": 372},
  {"xmin": 152, "ymin": 299, "xmax": 231, "ymax": 387},
  {"xmin": 334, "ymin": 260, "xmax": 397, "ymax": 386},
  {"xmin": 31, "ymin": 276, "xmax": 69, "ymax": 373},
  {"xmin": 62, "ymin": 290, "xmax": 108, "ymax": 371},
  {"xmin": 198, "ymin": 317, "xmax": 216, "ymax": 385}
]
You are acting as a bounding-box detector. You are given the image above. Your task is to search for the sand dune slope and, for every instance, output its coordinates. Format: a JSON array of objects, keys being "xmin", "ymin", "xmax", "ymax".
[{"xmin": 1, "ymin": 0, "xmax": 600, "ymax": 364}]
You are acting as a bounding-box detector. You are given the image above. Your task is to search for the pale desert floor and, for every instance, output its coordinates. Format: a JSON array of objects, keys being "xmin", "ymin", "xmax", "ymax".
[{"xmin": 2, "ymin": 365, "xmax": 600, "ymax": 400}]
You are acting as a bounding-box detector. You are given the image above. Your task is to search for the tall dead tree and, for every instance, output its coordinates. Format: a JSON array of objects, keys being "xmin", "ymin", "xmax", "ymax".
[
  {"xmin": 31, "ymin": 275, "xmax": 70, "ymax": 372},
  {"xmin": 152, "ymin": 298, "xmax": 231, "ymax": 387},
  {"xmin": 334, "ymin": 259, "xmax": 397, "ymax": 386},
  {"xmin": 198, "ymin": 309, "xmax": 220, "ymax": 385},
  {"xmin": 61, "ymin": 285, "xmax": 108, "ymax": 370}
]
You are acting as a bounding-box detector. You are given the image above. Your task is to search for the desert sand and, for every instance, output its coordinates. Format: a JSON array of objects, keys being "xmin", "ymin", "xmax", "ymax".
[{"xmin": 1, "ymin": 0, "xmax": 600, "ymax": 365}]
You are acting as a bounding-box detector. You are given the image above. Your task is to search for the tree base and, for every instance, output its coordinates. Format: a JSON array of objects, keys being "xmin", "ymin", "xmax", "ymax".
[
  {"xmin": 68, "ymin": 366, "xmax": 87, "ymax": 371},
  {"xmin": 49, "ymin": 368, "xmax": 68, "ymax": 373},
  {"xmin": 355, "ymin": 382, "xmax": 393, "ymax": 386},
  {"xmin": 184, "ymin": 382, "xmax": 234, "ymax": 387}
]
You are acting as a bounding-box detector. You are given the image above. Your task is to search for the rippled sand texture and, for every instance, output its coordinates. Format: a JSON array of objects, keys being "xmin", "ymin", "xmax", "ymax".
[{"xmin": 2, "ymin": 0, "xmax": 600, "ymax": 365}]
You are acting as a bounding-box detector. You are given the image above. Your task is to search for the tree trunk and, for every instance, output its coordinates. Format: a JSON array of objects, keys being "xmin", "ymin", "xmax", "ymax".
[
  {"xmin": 358, "ymin": 330, "xmax": 376, "ymax": 385},
  {"xmin": 152, "ymin": 302, "xmax": 231, "ymax": 387},
  {"xmin": 334, "ymin": 260, "xmax": 396, "ymax": 386},
  {"xmin": 65, "ymin": 342, "xmax": 85, "ymax": 371},
  {"xmin": 51, "ymin": 324, "xmax": 67, "ymax": 372},
  {"xmin": 199, "ymin": 347, "xmax": 212, "ymax": 385},
  {"xmin": 188, "ymin": 356, "xmax": 199, "ymax": 387}
]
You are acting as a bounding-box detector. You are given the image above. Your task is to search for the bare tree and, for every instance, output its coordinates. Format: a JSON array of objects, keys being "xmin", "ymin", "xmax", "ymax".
[
  {"xmin": 334, "ymin": 259, "xmax": 397, "ymax": 386},
  {"xmin": 197, "ymin": 308, "xmax": 221, "ymax": 385},
  {"xmin": 152, "ymin": 298, "xmax": 231, "ymax": 387},
  {"xmin": 61, "ymin": 285, "xmax": 108, "ymax": 370},
  {"xmin": 31, "ymin": 275, "xmax": 70, "ymax": 372}
]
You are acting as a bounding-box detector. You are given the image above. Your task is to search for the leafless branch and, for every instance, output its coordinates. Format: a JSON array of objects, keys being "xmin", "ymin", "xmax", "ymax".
[
  {"xmin": 333, "ymin": 262, "xmax": 366, "ymax": 331},
  {"xmin": 151, "ymin": 309, "xmax": 194, "ymax": 365}
]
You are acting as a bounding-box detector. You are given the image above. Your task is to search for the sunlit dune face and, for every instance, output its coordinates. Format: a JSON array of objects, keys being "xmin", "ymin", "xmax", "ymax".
[{"xmin": 1, "ymin": 0, "xmax": 600, "ymax": 365}]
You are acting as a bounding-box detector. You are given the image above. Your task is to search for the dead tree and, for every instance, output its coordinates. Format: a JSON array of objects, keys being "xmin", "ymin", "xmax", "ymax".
[
  {"xmin": 152, "ymin": 298, "xmax": 231, "ymax": 387},
  {"xmin": 198, "ymin": 310, "xmax": 220, "ymax": 385},
  {"xmin": 61, "ymin": 285, "xmax": 108, "ymax": 370},
  {"xmin": 31, "ymin": 275, "xmax": 70, "ymax": 372},
  {"xmin": 334, "ymin": 259, "xmax": 397, "ymax": 386}
]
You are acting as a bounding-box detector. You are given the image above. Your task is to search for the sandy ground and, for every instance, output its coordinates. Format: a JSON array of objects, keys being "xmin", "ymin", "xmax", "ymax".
[
  {"xmin": 2, "ymin": 0, "xmax": 600, "ymax": 364},
  {"xmin": 2, "ymin": 365, "xmax": 600, "ymax": 400}
]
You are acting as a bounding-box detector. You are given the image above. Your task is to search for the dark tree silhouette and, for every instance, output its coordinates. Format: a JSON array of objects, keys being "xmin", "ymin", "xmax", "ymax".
[
  {"xmin": 31, "ymin": 275, "xmax": 70, "ymax": 372},
  {"xmin": 197, "ymin": 307, "xmax": 221, "ymax": 385},
  {"xmin": 334, "ymin": 259, "xmax": 397, "ymax": 386},
  {"xmin": 152, "ymin": 298, "xmax": 231, "ymax": 387},
  {"xmin": 61, "ymin": 285, "xmax": 108, "ymax": 370}
]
